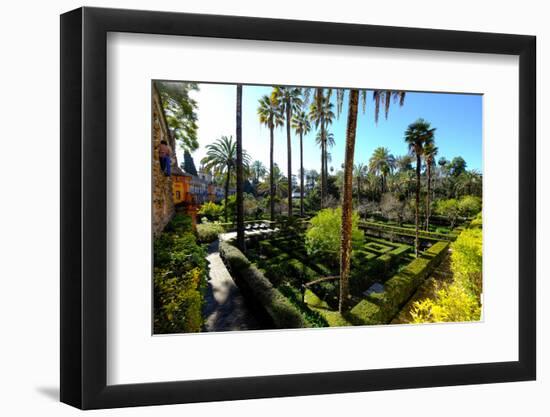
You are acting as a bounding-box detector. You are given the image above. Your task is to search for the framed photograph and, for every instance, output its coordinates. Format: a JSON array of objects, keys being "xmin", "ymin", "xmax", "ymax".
[{"xmin": 60, "ymin": 6, "xmax": 536, "ymax": 410}]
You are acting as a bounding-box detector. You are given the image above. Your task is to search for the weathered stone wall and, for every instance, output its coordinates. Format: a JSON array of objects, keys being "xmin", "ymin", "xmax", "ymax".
[{"xmin": 152, "ymin": 87, "xmax": 175, "ymax": 237}]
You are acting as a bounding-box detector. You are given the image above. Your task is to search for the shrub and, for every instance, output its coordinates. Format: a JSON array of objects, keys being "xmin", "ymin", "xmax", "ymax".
[
  {"xmin": 221, "ymin": 194, "xmax": 237, "ymax": 221},
  {"xmin": 410, "ymin": 284, "xmax": 481, "ymax": 323},
  {"xmin": 153, "ymin": 215, "xmax": 207, "ymax": 334},
  {"xmin": 154, "ymin": 268, "xmax": 203, "ymax": 333},
  {"xmin": 196, "ymin": 221, "xmax": 225, "ymax": 243},
  {"xmin": 164, "ymin": 213, "xmax": 193, "ymax": 234},
  {"xmin": 197, "ymin": 201, "xmax": 224, "ymax": 221},
  {"xmin": 305, "ymin": 208, "xmax": 364, "ymax": 260},
  {"xmin": 434, "ymin": 199, "xmax": 460, "ymax": 228},
  {"xmin": 451, "ymin": 227, "xmax": 482, "ymax": 299},
  {"xmin": 469, "ymin": 212, "xmax": 483, "ymax": 229},
  {"xmin": 458, "ymin": 195, "xmax": 482, "ymax": 217},
  {"xmin": 409, "ymin": 226, "xmax": 482, "ymax": 324}
]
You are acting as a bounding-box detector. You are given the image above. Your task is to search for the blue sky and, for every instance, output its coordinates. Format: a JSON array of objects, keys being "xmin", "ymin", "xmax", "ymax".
[{"xmin": 177, "ymin": 83, "xmax": 482, "ymax": 177}]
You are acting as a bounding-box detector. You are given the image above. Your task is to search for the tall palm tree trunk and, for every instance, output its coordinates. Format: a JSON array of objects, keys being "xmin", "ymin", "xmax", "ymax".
[
  {"xmin": 269, "ymin": 126, "xmax": 275, "ymax": 221},
  {"xmin": 286, "ymin": 101, "xmax": 292, "ymax": 218},
  {"xmin": 414, "ymin": 154, "xmax": 421, "ymax": 257},
  {"xmin": 300, "ymin": 131, "xmax": 304, "ymax": 217},
  {"xmin": 425, "ymin": 163, "xmax": 431, "ymax": 231},
  {"xmin": 224, "ymin": 166, "xmax": 231, "ymax": 223},
  {"xmin": 324, "ymin": 137, "xmax": 329, "ymax": 196},
  {"xmin": 236, "ymin": 84, "xmax": 245, "ymax": 250},
  {"xmin": 339, "ymin": 89, "xmax": 359, "ymax": 314},
  {"xmin": 317, "ymin": 88, "xmax": 325, "ymax": 208},
  {"xmin": 321, "ymin": 137, "xmax": 325, "ymax": 207}
]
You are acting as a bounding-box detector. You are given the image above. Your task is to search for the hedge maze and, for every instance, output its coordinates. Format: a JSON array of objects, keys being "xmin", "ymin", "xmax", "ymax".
[{"xmin": 220, "ymin": 219, "xmax": 459, "ymax": 329}]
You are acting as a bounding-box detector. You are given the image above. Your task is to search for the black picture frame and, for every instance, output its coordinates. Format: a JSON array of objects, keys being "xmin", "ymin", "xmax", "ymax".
[{"xmin": 60, "ymin": 6, "xmax": 536, "ymax": 410}]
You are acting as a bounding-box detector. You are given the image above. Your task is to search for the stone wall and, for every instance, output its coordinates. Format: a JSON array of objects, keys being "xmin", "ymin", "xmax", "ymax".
[{"xmin": 152, "ymin": 86, "xmax": 175, "ymax": 237}]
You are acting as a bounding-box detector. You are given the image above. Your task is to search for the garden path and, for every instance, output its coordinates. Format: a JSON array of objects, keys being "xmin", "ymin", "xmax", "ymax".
[{"xmin": 203, "ymin": 240, "xmax": 260, "ymax": 332}]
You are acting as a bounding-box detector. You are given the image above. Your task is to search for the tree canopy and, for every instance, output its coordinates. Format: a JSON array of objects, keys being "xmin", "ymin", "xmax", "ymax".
[{"xmin": 155, "ymin": 81, "xmax": 199, "ymax": 151}]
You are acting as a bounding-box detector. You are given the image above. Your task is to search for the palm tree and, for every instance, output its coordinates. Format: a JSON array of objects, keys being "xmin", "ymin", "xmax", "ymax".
[
  {"xmin": 257, "ymin": 163, "xmax": 288, "ymax": 200},
  {"xmin": 423, "ymin": 142, "xmax": 438, "ymax": 230},
  {"xmin": 236, "ymin": 84, "xmax": 244, "ymax": 250},
  {"xmin": 456, "ymin": 170, "xmax": 482, "ymax": 197},
  {"xmin": 395, "ymin": 154, "xmax": 414, "ymax": 172},
  {"xmin": 369, "ymin": 147, "xmax": 396, "ymax": 194},
  {"xmin": 250, "ymin": 160, "xmax": 267, "ymax": 186},
  {"xmin": 307, "ymin": 169, "xmax": 320, "ymax": 191},
  {"xmin": 404, "ymin": 118, "xmax": 436, "ymax": 256},
  {"xmin": 353, "ymin": 163, "xmax": 367, "ymax": 204},
  {"xmin": 315, "ymin": 129, "xmax": 335, "ymax": 195},
  {"xmin": 292, "ymin": 110, "xmax": 311, "ymax": 216},
  {"xmin": 390, "ymin": 170, "xmax": 415, "ymax": 199},
  {"xmin": 258, "ymin": 95, "xmax": 283, "ymax": 221},
  {"xmin": 272, "ymin": 87, "xmax": 303, "ymax": 218},
  {"xmin": 201, "ymin": 135, "xmax": 251, "ymax": 223},
  {"xmin": 339, "ymin": 89, "xmax": 405, "ymax": 313},
  {"xmin": 309, "ymin": 95, "xmax": 336, "ymax": 207}
]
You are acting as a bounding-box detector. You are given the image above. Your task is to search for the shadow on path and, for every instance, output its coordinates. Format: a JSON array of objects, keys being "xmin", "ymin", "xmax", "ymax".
[{"xmin": 203, "ymin": 240, "xmax": 260, "ymax": 332}]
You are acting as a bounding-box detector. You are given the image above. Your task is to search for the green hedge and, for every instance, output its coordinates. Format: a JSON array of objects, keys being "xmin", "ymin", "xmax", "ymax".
[
  {"xmin": 350, "ymin": 241, "xmax": 450, "ymax": 325},
  {"xmin": 219, "ymin": 241, "xmax": 250, "ymax": 271},
  {"xmin": 196, "ymin": 222, "xmax": 225, "ymax": 243},
  {"xmin": 265, "ymin": 238, "xmax": 333, "ymax": 277},
  {"xmin": 304, "ymin": 290, "xmax": 353, "ymax": 327},
  {"xmin": 153, "ymin": 214, "xmax": 207, "ymax": 334},
  {"xmin": 360, "ymin": 221, "xmax": 457, "ymax": 242},
  {"xmin": 279, "ymin": 285, "xmax": 328, "ymax": 327},
  {"xmin": 349, "ymin": 299, "xmax": 387, "ymax": 326},
  {"xmin": 468, "ymin": 212, "xmax": 482, "ymax": 229},
  {"xmin": 219, "ymin": 241, "xmax": 306, "ymax": 329},
  {"xmin": 364, "ymin": 241, "xmax": 393, "ymax": 254},
  {"xmin": 389, "ymin": 244, "xmax": 411, "ymax": 259}
]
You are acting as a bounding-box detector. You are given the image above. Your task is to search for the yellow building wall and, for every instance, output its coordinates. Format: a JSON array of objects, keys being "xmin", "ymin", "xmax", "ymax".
[
  {"xmin": 172, "ymin": 181, "xmax": 185, "ymax": 205},
  {"xmin": 172, "ymin": 176, "xmax": 191, "ymax": 205}
]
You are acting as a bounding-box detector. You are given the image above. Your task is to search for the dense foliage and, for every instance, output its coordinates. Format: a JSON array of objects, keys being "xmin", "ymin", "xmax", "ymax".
[
  {"xmin": 305, "ymin": 208, "xmax": 364, "ymax": 258},
  {"xmin": 153, "ymin": 214, "xmax": 207, "ymax": 334},
  {"xmin": 197, "ymin": 201, "xmax": 224, "ymax": 221},
  {"xmin": 434, "ymin": 196, "xmax": 482, "ymax": 227},
  {"xmin": 196, "ymin": 221, "xmax": 225, "ymax": 243},
  {"xmin": 410, "ymin": 216, "xmax": 482, "ymax": 323}
]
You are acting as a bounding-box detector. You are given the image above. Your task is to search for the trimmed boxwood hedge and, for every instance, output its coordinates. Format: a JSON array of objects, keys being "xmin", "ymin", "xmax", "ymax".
[
  {"xmin": 264, "ymin": 238, "xmax": 333, "ymax": 277},
  {"xmin": 350, "ymin": 241, "xmax": 450, "ymax": 325},
  {"xmin": 348, "ymin": 299, "xmax": 388, "ymax": 325},
  {"xmin": 364, "ymin": 241, "xmax": 393, "ymax": 254},
  {"xmin": 360, "ymin": 221, "xmax": 458, "ymax": 242},
  {"xmin": 388, "ymin": 244, "xmax": 411, "ymax": 259},
  {"xmin": 219, "ymin": 241, "xmax": 306, "ymax": 329},
  {"xmin": 304, "ymin": 289, "xmax": 353, "ymax": 327}
]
